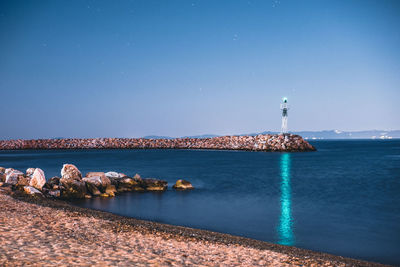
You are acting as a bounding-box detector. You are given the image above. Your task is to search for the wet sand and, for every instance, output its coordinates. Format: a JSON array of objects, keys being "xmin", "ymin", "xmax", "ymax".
[{"xmin": 0, "ymin": 189, "xmax": 388, "ymax": 266}]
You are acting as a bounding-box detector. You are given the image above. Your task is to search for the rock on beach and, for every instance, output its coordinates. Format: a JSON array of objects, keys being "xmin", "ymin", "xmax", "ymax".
[
  {"xmin": 23, "ymin": 186, "xmax": 44, "ymax": 197},
  {"xmin": 29, "ymin": 168, "xmax": 46, "ymax": 190},
  {"xmin": 0, "ymin": 168, "xmax": 6, "ymax": 183},
  {"xmin": 5, "ymin": 170, "xmax": 24, "ymax": 185}
]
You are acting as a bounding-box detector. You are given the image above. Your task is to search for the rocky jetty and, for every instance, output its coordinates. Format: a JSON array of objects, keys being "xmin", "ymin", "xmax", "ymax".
[
  {"xmin": 0, "ymin": 134, "xmax": 315, "ymax": 152},
  {"xmin": 0, "ymin": 164, "xmax": 174, "ymax": 200}
]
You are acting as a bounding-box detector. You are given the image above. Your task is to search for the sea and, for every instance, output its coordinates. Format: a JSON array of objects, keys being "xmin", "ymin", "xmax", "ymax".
[{"xmin": 1, "ymin": 140, "xmax": 399, "ymax": 265}]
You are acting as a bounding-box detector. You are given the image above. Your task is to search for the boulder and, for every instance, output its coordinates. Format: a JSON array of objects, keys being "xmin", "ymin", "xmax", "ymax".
[
  {"xmin": 108, "ymin": 177, "xmax": 120, "ymax": 187},
  {"xmin": 59, "ymin": 164, "xmax": 86, "ymax": 198},
  {"xmin": 5, "ymin": 168, "xmax": 15, "ymax": 175},
  {"xmin": 60, "ymin": 180, "xmax": 87, "ymax": 199},
  {"xmin": 172, "ymin": 179, "xmax": 194, "ymax": 190},
  {"xmin": 23, "ymin": 186, "xmax": 44, "ymax": 197},
  {"xmin": 47, "ymin": 190, "xmax": 61, "ymax": 198},
  {"xmin": 0, "ymin": 184, "xmax": 13, "ymax": 194},
  {"xmin": 44, "ymin": 177, "xmax": 60, "ymax": 190},
  {"xmin": 83, "ymin": 172, "xmax": 111, "ymax": 190},
  {"xmin": 85, "ymin": 182, "xmax": 101, "ymax": 196},
  {"xmin": 105, "ymin": 171, "xmax": 126, "ymax": 178},
  {"xmin": 0, "ymin": 167, "xmax": 5, "ymax": 173},
  {"xmin": 5, "ymin": 170, "xmax": 24, "ymax": 185},
  {"xmin": 60, "ymin": 164, "xmax": 82, "ymax": 182},
  {"xmin": 29, "ymin": 168, "xmax": 46, "ymax": 190},
  {"xmin": 0, "ymin": 173, "xmax": 5, "ymax": 183},
  {"xmin": 142, "ymin": 178, "xmax": 167, "ymax": 191},
  {"xmin": 117, "ymin": 176, "xmax": 144, "ymax": 192},
  {"xmin": 105, "ymin": 184, "xmax": 117, "ymax": 197},
  {"xmin": 16, "ymin": 175, "xmax": 30, "ymax": 187},
  {"xmin": 26, "ymin": 168, "xmax": 35, "ymax": 177},
  {"xmin": 86, "ymin": 172, "xmax": 106, "ymax": 178}
]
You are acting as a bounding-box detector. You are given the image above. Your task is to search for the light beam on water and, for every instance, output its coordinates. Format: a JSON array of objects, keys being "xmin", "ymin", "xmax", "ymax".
[{"xmin": 278, "ymin": 153, "xmax": 294, "ymax": 245}]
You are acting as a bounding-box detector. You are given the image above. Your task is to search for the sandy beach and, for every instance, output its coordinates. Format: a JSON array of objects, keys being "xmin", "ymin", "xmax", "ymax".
[{"xmin": 0, "ymin": 188, "xmax": 387, "ymax": 267}]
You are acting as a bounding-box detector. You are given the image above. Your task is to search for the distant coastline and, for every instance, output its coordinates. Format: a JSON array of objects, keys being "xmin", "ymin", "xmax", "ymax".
[{"xmin": 143, "ymin": 130, "xmax": 400, "ymax": 140}]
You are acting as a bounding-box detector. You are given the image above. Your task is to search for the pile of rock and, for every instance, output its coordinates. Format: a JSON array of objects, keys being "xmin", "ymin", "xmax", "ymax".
[
  {"xmin": 0, "ymin": 167, "xmax": 46, "ymax": 197},
  {"xmin": 0, "ymin": 134, "xmax": 316, "ymax": 152},
  {"xmin": 0, "ymin": 165, "xmax": 194, "ymax": 199}
]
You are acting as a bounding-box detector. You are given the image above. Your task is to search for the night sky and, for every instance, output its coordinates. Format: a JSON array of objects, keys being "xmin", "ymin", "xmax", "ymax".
[{"xmin": 0, "ymin": 0, "xmax": 399, "ymax": 139}]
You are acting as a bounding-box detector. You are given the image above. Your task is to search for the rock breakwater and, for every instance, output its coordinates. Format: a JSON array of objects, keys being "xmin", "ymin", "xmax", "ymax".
[
  {"xmin": 0, "ymin": 134, "xmax": 315, "ymax": 151},
  {"xmin": 0, "ymin": 164, "xmax": 192, "ymax": 200}
]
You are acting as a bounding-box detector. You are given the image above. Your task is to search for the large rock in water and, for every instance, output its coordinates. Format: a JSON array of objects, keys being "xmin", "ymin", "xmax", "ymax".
[
  {"xmin": 105, "ymin": 184, "xmax": 117, "ymax": 196},
  {"xmin": 85, "ymin": 182, "xmax": 101, "ymax": 196},
  {"xmin": 100, "ymin": 184, "xmax": 117, "ymax": 197},
  {"xmin": 142, "ymin": 178, "xmax": 168, "ymax": 191},
  {"xmin": 59, "ymin": 164, "xmax": 86, "ymax": 198},
  {"xmin": 83, "ymin": 172, "xmax": 111, "ymax": 191},
  {"xmin": 116, "ymin": 174, "xmax": 144, "ymax": 192},
  {"xmin": 60, "ymin": 180, "xmax": 87, "ymax": 199},
  {"xmin": 60, "ymin": 164, "xmax": 82, "ymax": 182},
  {"xmin": 29, "ymin": 168, "xmax": 46, "ymax": 190},
  {"xmin": 172, "ymin": 179, "xmax": 194, "ymax": 190}
]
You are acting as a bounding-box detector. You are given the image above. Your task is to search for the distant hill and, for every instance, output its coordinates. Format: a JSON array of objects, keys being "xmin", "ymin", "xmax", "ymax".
[
  {"xmin": 142, "ymin": 130, "xmax": 400, "ymax": 140},
  {"xmin": 247, "ymin": 130, "xmax": 400, "ymax": 139},
  {"xmin": 289, "ymin": 130, "xmax": 400, "ymax": 140},
  {"xmin": 181, "ymin": 134, "xmax": 220, "ymax": 139},
  {"xmin": 142, "ymin": 135, "xmax": 174, "ymax": 139}
]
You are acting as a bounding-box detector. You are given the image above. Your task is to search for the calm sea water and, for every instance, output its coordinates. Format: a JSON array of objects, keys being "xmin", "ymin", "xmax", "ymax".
[{"xmin": 1, "ymin": 140, "xmax": 399, "ymax": 265}]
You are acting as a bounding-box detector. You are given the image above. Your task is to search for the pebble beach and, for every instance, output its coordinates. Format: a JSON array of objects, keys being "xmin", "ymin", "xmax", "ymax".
[{"xmin": 0, "ymin": 188, "xmax": 387, "ymax": 267}]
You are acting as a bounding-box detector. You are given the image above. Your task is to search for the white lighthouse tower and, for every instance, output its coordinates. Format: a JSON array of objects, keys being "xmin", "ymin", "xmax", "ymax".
[{"xmin": 280, "ymin": 97, "xmax": 289, "ymax": 134}]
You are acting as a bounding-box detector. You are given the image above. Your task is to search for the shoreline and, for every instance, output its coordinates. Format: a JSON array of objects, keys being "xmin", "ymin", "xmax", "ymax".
[{"xmin": 0, "ymin": 188, "xmax": 388, "ymax": 266}]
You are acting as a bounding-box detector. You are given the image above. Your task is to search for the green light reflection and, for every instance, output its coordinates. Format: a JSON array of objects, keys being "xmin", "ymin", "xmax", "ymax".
[{"xmin": 278, "ymin": 153, "xmax": 294, "ymax": 246}]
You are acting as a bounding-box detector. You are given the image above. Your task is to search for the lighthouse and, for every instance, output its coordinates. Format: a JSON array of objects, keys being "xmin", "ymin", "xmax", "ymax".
[{"xmin": 280, "ymin": 97, "xmax": 289, "ymax": 134}]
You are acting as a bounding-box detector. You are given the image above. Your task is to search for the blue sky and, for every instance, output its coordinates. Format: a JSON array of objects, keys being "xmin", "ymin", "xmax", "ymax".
[{"xmin": 0, "ymin": 0, "xmax": 399, "ymax": 139}]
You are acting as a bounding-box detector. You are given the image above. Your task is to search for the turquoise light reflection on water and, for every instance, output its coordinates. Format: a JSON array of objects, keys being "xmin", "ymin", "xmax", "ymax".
[{"xmin": 278, "ymin": 153, "xmax": 294, "ymax": 246}]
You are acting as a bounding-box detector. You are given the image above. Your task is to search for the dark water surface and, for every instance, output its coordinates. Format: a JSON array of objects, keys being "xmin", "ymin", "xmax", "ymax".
[{"xmin": 1, "ymin": 140, "xmax": 399, "ymax": 265}]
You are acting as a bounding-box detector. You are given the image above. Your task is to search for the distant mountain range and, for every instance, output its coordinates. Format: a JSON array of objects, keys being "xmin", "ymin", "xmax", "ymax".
[
  {"xmin": 142, "ymin": 134, "xmax": 219, "ymax": 139},
  {"xmin": 143, "ymin": 130, "xmax": 400, "ymax": 140}
]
